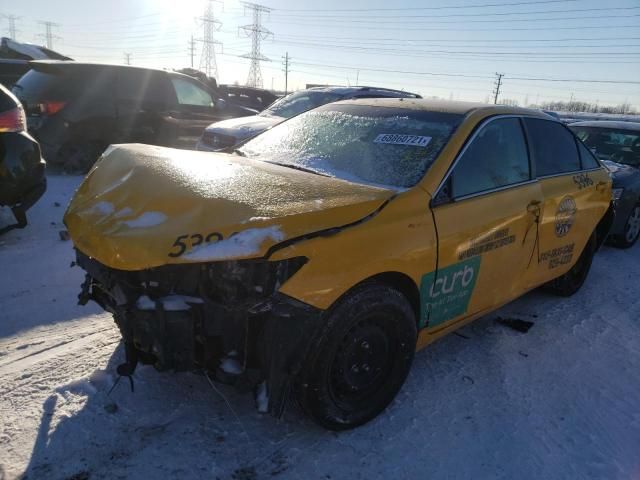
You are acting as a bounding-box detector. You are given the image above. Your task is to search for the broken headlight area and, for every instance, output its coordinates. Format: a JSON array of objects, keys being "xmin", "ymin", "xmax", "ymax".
[{"xmin": 75, "ymin": 250, "xmax": 322, "ymax": 417}]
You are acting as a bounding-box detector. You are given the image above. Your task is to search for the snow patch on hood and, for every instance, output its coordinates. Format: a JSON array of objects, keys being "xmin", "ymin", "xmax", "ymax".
[
  {"xmin": 122, "ymin": 211, "xmax": 168, "ymax": 229},
  {"xmin": 183, "ymin": 226, "xmax": 285, "ymax": 261}
]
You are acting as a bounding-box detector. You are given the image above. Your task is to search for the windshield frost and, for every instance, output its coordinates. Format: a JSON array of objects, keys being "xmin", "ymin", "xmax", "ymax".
[{"xmin": 241, "ymin": 105, "xmax": 463, "ymax": 189}]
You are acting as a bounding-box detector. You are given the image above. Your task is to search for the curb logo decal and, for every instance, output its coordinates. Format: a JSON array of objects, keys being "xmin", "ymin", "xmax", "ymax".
[
  {"xmin": 419, "ymin": 256, "xmax": 481, "ymax": 329},
  {"xmin": 555, "ymin": 196, "xmax": 576, "ymax": 237}
]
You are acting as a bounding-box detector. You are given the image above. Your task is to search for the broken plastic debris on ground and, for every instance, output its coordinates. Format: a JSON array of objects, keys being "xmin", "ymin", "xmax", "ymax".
[{"xmin": 0, "ymin": 175, "xmax": 639, "ymax": 480}]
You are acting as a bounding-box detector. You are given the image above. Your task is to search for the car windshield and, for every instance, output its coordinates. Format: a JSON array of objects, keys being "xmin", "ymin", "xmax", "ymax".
[
  {"xmin": 238, "ymin": 104, "xmax": 463, "ymax": 189},
  {"xmin": 571, "ymin": 126, "xmax": 640, "ymax": 167},
  {"xmin": 260, "ymin": 91, "xmax": 344, "ymax": 119}
]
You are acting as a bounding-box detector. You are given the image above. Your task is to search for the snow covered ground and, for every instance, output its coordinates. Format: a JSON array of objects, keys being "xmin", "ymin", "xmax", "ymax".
[{"xmin": 1, "ymin": 175, "xmax": 639, "ymax": 480}]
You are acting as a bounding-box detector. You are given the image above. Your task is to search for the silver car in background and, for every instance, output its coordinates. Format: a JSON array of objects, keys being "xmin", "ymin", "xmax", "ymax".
[{"xmin": 196, "ymin": 86, "xmax": 421, "ymax": 151}]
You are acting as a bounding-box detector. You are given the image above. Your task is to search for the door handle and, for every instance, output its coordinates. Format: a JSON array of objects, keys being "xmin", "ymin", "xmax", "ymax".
[
  {"xmin": 527, "ymin": 200, "xmax": 541, "ymax": 214},
  {"xmin": 596, "ymin": 181, "xmax": 608, "ymax": 192}
]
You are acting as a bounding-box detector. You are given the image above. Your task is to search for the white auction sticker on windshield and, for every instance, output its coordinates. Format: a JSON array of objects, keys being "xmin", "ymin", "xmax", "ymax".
[{"xmin": 373, "ymin": 133, "xmax": 432, "ymax": 147}]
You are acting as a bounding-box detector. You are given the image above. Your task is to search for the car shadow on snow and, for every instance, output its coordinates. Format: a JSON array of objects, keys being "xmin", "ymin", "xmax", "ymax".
[
  {"xmin": 19, "ymin": 343, "xmax": 329, "ymax": 480},
  {"xmin": 18, "ymin": 311, "xmax": 535, "ymax": 480}
]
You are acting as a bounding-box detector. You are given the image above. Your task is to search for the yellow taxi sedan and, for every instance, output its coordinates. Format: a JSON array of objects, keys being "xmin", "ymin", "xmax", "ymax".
[{"xmin": 64, "ymin": 99, "xmax": 613, "ymax": 430}]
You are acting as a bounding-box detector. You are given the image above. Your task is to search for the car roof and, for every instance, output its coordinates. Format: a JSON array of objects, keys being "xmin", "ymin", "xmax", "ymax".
[
  {"xmin": 29, "ymin": 60, "xmax": 181, "ymax": 76},
  {"xmin": 305, "ymin": 85, "xmax": 421, "ymax": 98},
  {"xmin": 568, "ymin": 120, "xmax": 640, "ymax": 132},
  {"xmin": 329, "ymin": 97, "xmax": 552, "ymax": 118}
]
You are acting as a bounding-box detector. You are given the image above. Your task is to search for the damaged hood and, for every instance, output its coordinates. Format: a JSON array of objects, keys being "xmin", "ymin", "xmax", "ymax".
[{"xmin": 64, "ymin": 144, "xmax": 394, "ymax": 271}]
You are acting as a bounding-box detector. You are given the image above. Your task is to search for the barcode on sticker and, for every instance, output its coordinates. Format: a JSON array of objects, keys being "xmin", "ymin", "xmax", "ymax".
[{"xmin": 374, "ymin": 134, "xmax": 431, "ymax": 147}]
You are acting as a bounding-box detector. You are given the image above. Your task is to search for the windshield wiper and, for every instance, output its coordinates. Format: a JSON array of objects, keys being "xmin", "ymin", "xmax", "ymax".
[
  {"xmin": 266, "ymin": 161, "xmax": 330, "ymax": 177},
  {"xmin": 233, "ymin": 149, "xmax": 247, "ymax": 157}
]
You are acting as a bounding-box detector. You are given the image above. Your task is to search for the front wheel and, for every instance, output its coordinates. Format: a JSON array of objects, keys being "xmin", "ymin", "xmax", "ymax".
[
  {"xmin": 611, "ymin": 204, "xmax": 640, "ymax": 249},
  {"xmin": 543, "ymin": 233, "xmax": 596, "ymax": 297},
  {"xmin": 295, "ymin": 282, "xmax": 417, "ymax": 431}
]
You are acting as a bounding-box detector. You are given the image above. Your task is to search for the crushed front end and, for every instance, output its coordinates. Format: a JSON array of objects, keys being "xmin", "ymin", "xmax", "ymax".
[{"xmin": 76, "ymin": 250, "xmax": 323, "ymax": 417}]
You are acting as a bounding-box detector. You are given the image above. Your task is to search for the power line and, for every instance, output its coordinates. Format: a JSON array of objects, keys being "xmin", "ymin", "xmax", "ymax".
[
  {"xmin": 37, "ymin": 21, "xmax": 61, "ymax": 49},
  {"xmin": 493, "ymin": 73, "xmax": 504, "ymax": 104},
  {"xmin": 242, "ymin": 0, "xmax": 582, "ymax": 12},
  {"xmin": 239, "ymin": 2, "xmax": 273, "ymax": 88},
  {"xmin": 197, "ymin": 0, "xmax": 223, "ymax": 78},
  {"xmin": 267, "ymin": 13, "xmax": 640, "ymax": 26},
  {"xmin": 267, "ymin": 5, "xmax": 640, "ymax": 19}
]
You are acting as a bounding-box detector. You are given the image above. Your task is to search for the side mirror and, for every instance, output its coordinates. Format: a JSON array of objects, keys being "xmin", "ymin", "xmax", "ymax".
[{"xmin": 216, "ymin": 98, "xmax": 227, "ymax": 110}]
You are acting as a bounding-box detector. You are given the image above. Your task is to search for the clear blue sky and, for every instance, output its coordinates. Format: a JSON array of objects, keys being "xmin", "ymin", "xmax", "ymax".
[{"xmin": 2, "ymin": 0, "xmax": 639, "ymax": 109}]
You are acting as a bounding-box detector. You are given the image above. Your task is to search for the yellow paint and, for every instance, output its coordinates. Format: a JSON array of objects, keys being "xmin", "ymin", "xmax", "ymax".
[{"xmin": 65, "ymin": 102, "xmax": 612, "ymax": 348}]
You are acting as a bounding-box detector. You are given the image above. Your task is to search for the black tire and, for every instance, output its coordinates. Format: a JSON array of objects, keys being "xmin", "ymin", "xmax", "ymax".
[
  {"xmin": 544, "ymin": 232, "xmax": 596, "ymax": 297},
  {"xmin": 295, "ymin": 282, "xmax": 417, "ymax": 431},
  {"xmin": 610, "ymin": 204, "xmax": 640, "ymax": 249}
]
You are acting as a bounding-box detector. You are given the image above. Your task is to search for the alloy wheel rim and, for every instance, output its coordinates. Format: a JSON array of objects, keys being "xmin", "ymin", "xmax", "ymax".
[{"xmin": 625, "ymin": 206, "xmax": 640, "ymax": 243}]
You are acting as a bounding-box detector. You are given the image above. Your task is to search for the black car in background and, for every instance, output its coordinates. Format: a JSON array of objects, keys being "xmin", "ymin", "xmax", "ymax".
[
  {"xmin": 12, "ymin": 61, "xmax": 245, "ymax": 172},
  {"xmin": 217, "ymin": 85, "xmax": 279, "ymax": 112},
  {"xmin": 0, "ymin": 83, "xmax": 46, "ymax": 233},
  {"xmin": 570, "ymin": 121, "xmax": 640, "ymax": 248},
  {"xmin": 196, "ymin": 86, "xmax": 422, "ymax": 151},
  {"xmin": 0, "ymin": 37, "xmax": 72, "ymax": 87}
]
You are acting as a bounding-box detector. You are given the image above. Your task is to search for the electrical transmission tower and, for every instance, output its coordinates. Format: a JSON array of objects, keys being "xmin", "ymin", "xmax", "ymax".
[
  {"xmin": 197, "ymin": 0, "xmax": 223, "ymax": 79},
  {"xmin": 3, "ymin": 15, "xmax": 20, "ymax": 40},
  {"xmin": 37, "ymin": 21, "xmax": 61, "ymax": 49},
  {"xmin": 493, "ymin": 72, "xmax": 504, "ymax": 104},
  {"xmin": 124, "ymin": 52, "xmax": 132, "ymax": 65},
  {"xmin": 239, "ymin": 2, "xmax": 273, "ymax": 88}
]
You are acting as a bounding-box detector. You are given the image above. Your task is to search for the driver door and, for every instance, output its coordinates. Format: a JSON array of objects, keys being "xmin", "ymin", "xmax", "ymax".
[{"xmin": 424, "ymin": 116, "xmax": 543, "ymax": 331}]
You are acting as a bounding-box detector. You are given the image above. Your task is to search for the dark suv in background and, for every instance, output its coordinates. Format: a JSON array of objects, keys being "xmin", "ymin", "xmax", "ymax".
[
  {"xmin": 12, "ymin": 61, "xmax": 248, "ymax": 171},
  {"xmin": 196, "ymin": 86, "xmax": 421, "ymax": 151}
]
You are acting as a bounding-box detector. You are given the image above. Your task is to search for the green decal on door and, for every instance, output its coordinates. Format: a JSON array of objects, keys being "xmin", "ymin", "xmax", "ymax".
[{"xmin": 419, "ymin": 256, "xmax": 481, "ymax": 329}]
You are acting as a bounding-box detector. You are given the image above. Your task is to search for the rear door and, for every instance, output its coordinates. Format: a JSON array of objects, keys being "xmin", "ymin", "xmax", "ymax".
[
  {"xmin": 115, "ymin": 68, "xmax": 176, "ymax": 146},
  {"xmin": 425, "ymin": 116, "xmax": 543, "ymax": 331},
  {"xmin": 167, "ymin": 75, "xmax": 224, "ymax": 149},
  {"xmin": 522, "ymin": 118, "xmax": 610, "ymax": 288}
]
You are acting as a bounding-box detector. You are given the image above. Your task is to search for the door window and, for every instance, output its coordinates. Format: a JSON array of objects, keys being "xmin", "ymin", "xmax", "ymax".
[
  {"xmin": 576, "ymin": 139, "xmax": 600, "ymax": 169},
  {"xmin": 117, "ymin": 69, "xmax": 172, "ymax": 106},
  {"xmin": 524, "ymin": 118, "xmax": 580, "ymax": 176},
  {"xmin": 450, "ymin": 117, "xmax": 530, "ymax": 198},
  {"xmin": 170, "ymin": 77, "xmax": 214, "ymax": 107}
]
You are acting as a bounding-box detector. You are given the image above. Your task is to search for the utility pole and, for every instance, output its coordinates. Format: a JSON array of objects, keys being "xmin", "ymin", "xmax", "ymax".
[
  {"xmin": 124, "ymin": 52, "xmax": 132, "ymax": 65},
  {"xmin": 493, "ymin": 72, "xmax": 504, "ymax": 105},
  {"xmin": 239, "ymin": 2, "xmax": 273, "ymax": 88},
  {"xmin": 356, "ymin": 69, "xmax": 360, "ymax": 85},
  {"xmin": 38, "ymin": 21, "xmax": 61, "ymax": 49},
  {"xmin": 282, "ymin": 52, "xmax": 290, "ymax": 94},
  {"xmin": 4, "ymin": 15, "xmax": 20, "ymax": 40},
  {"xmin": 188, "ymin": 35, "xmax": 196, "ymax": 68},
  {"xmin": 197, "ymin": 0, "xmax": 223, "ymax": 79}
]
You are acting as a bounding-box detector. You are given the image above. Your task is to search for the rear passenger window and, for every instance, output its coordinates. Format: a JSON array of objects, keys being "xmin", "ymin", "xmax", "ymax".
[
  {"xmin": 577, "ymin": 140, "xmax": 600, "ymax": 169},
  {"xmin": 451, "ymin": 117, "xmax": 530, "ymax": 198},
  {"xmin": 524, "ymin": 118, "xmax": 580, "ymax": 176},
  {"xmin": 117, "ymin": 70, "xmax": 172, "ymax": 106}
]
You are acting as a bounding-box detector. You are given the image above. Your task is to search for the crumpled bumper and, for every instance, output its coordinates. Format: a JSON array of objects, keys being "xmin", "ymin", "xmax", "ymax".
[{"xmin": 76, "ymin": 250, "xmax": 324, "ymax": 417}]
